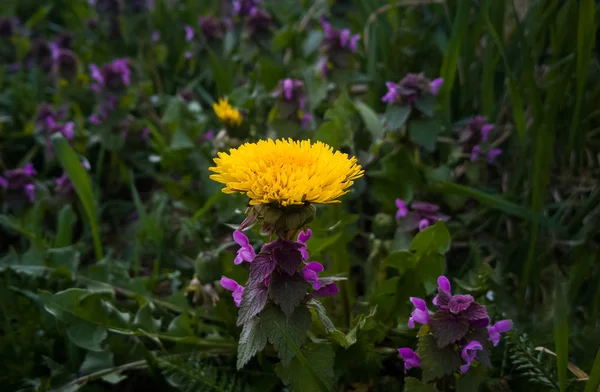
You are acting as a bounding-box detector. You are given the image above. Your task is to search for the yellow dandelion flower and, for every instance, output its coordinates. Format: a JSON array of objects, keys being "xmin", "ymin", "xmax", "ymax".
[
  {"xmin": 213, "ymin": 98, "xmax": 242, "ymax": 127},
  {"xmin": 209, "ymin": 138, "xmax": 364, "ymax": 207}
]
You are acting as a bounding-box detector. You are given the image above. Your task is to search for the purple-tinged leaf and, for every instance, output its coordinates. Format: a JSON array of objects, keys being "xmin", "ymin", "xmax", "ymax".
[
  {"xmin": 273, "ymin": 244, "xmax": 303, "ymax": 276},
  {"xmin": 463, "ymin": 302, "xmax": 489, "ymax": 324},
  {"xmin": 429, "ymin": 311, "xmax": 469, "ymax": 348},
  {"xmin": 249, "ymin": 253, "xmax": 276, "ymax": 284},
  {"xmin": 237, "ymin": 283, "xmax": 268, "ymax": 326}
]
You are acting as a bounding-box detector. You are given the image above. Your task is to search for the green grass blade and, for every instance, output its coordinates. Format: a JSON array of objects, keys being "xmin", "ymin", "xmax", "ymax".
[
  {"xmin": 483, "ymin": 0, "xmax": 526, "ymax": 142},
  {"xmin": 554, "ymin": 280, "xmax": 569, "ymax": 392},
  {"xmin": 567, "ymin": 0, "xmax": 596, "ymax": 155},
  {"xmin": 431, "ymin": 180, "xmax": 561, "ymax": 230},
  {"xmin": 55, "ymin": 205, "xmax": 77, "ymax": 248},
  {"xmin": 439, "ymin": 0, "xmax": 470, "ymax": 122},
  {"xmin": 584, "ymin": 347, "xmax": 600, "ymax": 392},
  {"xmin": 52, "ymin": 135, "xmax": 103, "ymax": 260}
]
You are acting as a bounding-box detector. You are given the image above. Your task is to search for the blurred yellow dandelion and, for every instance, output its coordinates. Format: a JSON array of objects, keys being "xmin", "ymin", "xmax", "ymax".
[
  {"xmin": 213, "ymin": 98, "xmax": 242, "ymax": 127},
  {"xmin": 209, "ymin": 138, "xmax": 364, "ymax": 206}
]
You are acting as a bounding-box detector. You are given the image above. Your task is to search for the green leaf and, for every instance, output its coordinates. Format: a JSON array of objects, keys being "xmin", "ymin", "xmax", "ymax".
[
  {"xmin": 269, "ymin": 272, "xmax": 308, "ymax": 317},
  {"xmin": 410, "ymin": 221, "xmax": 451, "ymax": 255},
  {"xmin": 133, "ymin": 303, "xmax": 162, "ymax": 333},
  {"xmin": 52, "ymin": 135, "xmax": 103, "ymax": 260},
  {"xmin": 275, "ymin": 343, "xmax": 335, "ymax": 392},
  {"xmin": 414, "ymin": 95, "xmax": 436, "ymax": 118},
  {"xmin": 308, "ymin": 299, "xmax": 349, "ymax": 348},
  {"xmin": 237, "ymin": 284, "xmax": 268, "ymax": 325},
  {"xmin": 46, "ymin": 247, "xmax": 80, "ymax": 274},
  {"xmin": 237, "ymin": 317, "xmax": 268, "ymax": 370},
  {"xmin": 384, "ymin": 251, "xmax": 416, "ymax": 275},
  {"xmin": 66, "ymin": 322, "xmax": 107, "ymax": 352},
  {"xmin": 417, "ymin": 332, "xmax": 461, "ymax": 383},
  {"xmin": 303, "ymin": 30, "xmax": 323, "ymax": 56},
  {"xmin": 260, "ymin": 304, "xmax": 311, "ymax": 366},
  {"xmin": 354, "ymin": 100, "xmax": 383, "ymax": 139},
  {"xmin": 170, "ymin": 126, "xmax": 194, "ymax": 150},
  {"xmin": 409, "ymin": 119, "xmax": 441, "ymax": 152},
  {"xmin": 385, "ymin": 105, "xmax": 411, "ymax": 130},
  {"xmin": 456, "ymin": 365, "xmax": 487, "ymax": 392},
  {"xmin": 79, "ymin": 350, "xmax": 114, "ymax": 375},
  {"xmin": 584, "ymin": 347, "xmax": 600, "ymax": 392},
  {"xmin": 404, "ymin": 377, "xmax": 438, "ymax": 392},
  {"xmin": 554, "ymin": 281, "xmax": 569, "ymax": 392}
]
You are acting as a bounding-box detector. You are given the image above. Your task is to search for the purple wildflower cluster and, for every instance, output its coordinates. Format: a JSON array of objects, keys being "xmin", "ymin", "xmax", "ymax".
[
  {"xmin": 395, "ymin": 199, "xmax": 449, "ymax": 232},
  {"xmin": 199, "ymin": 16, "xmax": 232, "ymax": 42},
  {"xmin": 232, "ymin": 0, "xmax": 262, "ymax": 17},
  {"xmin": 319, "ymin": 18, "xmax": 360, "ymax": 77},
  {"xmin": 89, "ymin": 58, "xmax": 131, "ymax": 92},
  {"xmin": 382, "ymin": 73, "xmax": 443, "ymax": 104},
  {"xmin": 220, "ymin": 229, "xmax": 339, "ymax": 309},
  {"xmin": 398, "ymin": 276, "xmax": 513, "ymax": 374},
  {"xmin": 271, "ymin": 78, "xmax": 312, "ymax": 128},
  {"xmin": 0, "ymin": 163, "xmax": 37, "ymax": 203},
  {"xmin": 230, "ymin": 0, "xmax": 271, "ymax": 39},
  {"xmin": 459, "ymin": 116, "xmax": 502, "ymax": 164}
]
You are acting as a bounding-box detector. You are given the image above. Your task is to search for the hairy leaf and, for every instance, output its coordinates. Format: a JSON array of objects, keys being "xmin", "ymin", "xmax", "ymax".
[
  {"xmin": 417, "ymin": 332, "xmax": 461, "ymax": 382},
  {"xmin": 261, "ymin": 304, "xmax": 311, "ymax": 365},
  {"xmin": 429, "ymin": 311, "xmax": 469, "ymax": 348},
  {"xmin": 237, "ymin": 317, "xmax": 267, "ymax": 370},
  {"xmin": 269, "ymin": 271, "xmax": 307, "ymax": 317},
  {"xmin": 275, "ymin": 343, "xmax": 335, "ymax": 392},
  {"xmin": 237, "ymin": 283, "xmax": 268, "ymax": 326}
]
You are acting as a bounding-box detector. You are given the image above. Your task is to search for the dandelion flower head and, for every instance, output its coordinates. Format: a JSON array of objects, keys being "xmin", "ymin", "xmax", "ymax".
[
  {"xmin": 209, "ymin": 138, "xmax": 364, "ymax": 206},
  {"xmin": 213, "ymin": 98, "xmax": 242, "ymax": 127}
]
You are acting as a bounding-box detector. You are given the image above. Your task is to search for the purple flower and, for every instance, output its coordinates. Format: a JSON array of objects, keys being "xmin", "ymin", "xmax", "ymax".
[
  {"xmin": 433, "ymin": 275, "xmax": 489, "ymax": 327},
  {"xmin": 1, "ymin": 164, "xmax": 37, "ymax": 202},
  {"xmin": 396, "ymin": 200, "xmax": 449, "ymax": 232},
  {"xmin": 141, "ymin": 127, "xmax": 151, "ymax": 141},
  {"xmin": 297, "ymin": 228, "xmax": 311, "ymax": 259},
  {"xmin": 220, "ymin": 277, "xmax": 244, "ymax": 307},
  {"xmin": 382, "ymin": 82, "xmax": 399, "ymax": 103},
  {"xmin": 233, "ymin": 230, "xmax": 256, "ymax": 264},
  {"xmin": 302, "ymin": 261, "xmax": 324, "ymax": 290},
  {"xmin": 408, "ymin": 297, "xmax": 430, "ymax": 328},
  {"xmin": 398, "ymin": 348, "xmax": 421, "ymax": 374},
  {"xmin": 383, "ymin": 73, "xmax": 442, "ymax": 105},
  {"xmin": 481, "ymin": 124, "xmax": 493, "ymax": 142},
  {"xmin": 199, "ymin": 17, "xmax": 231, "ymax": 41},
  {"xmin": 89, "ymin": 58, "xmax": 131, "ymax": 92},
  {"xmin": 321, "ymin": 19, "xmax": 360, "ymax": 53},
  {"xmin": 313, "ymin": 282, "xmax": 339, "ymax": 298},
  {"xmin": 395, "ymin": 199, "xmax": 408, "ymax": 218},
  {"xmin": 151, "ymin": 31, "xmax": 160, "ymax": 42},
  {"xmin": 300, "ymin": 112, "xmax": 312, "ymax": 129},
  {"xmin": 24, "ymin": 184, "xmax": 35, "ymax": 203},
  {"xmin": 272, "ymin": 78, "xmax": 304, "ymax": 101},
  {"xmin": 487, "ymin": 148, "xmax": 502, "ymax": 163},
  {"xmin": 246, "ymin": 7, "xmax": 272, "ymax": 37},
  {"xmin": 460, "ymin": 340, "xmax": 483, "ymax": 373},
  {"xmin": 429, "ymin": 78, "xmax": 444, "ymax": 96},
  {"xmin": 233, "ymin": 0, "xmax": 262, "ymax": 16},
  {"xmin": 184, "ymin": 25, "xmax": 194, "ymax": 41},
  {"xmin": 488, "ymin": 320, "xmax": 513, "ymax": 346},
  {"xmin": 185, "ymin": 51, "xmax": 193, "ymax": 60},
  {"xmin": 470, "ymin": 145, "xmax": 481, "ymax": 162}
]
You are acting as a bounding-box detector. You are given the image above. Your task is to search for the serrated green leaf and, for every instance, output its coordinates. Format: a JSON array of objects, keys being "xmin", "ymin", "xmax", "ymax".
[
  {"xmin": 385, "ymin": 105, "xmax": 411, "ymax": 130},
  {"xmin": 417, "ymin": 333, "xmax": 461, "ymax": 383},
  {"xmin": 404, "ymin": 377, "xmax": 438, "ymax": 392},
  {"xmin": 260, "ymin": 304, "xmax": 311, "ymax": 366},
  {"xmin": 429, "ymin": 311, "xmax": 469, "ymax": 348},
  {"xmin": 456, "ymin": 363, "xmax": 487, "ymax": 392},
  {"xmin": 275, "ymin": 343, "xmax": 335, "ymax": 392},
  {"xmin": 409, "ymin": 119, "xmax": 441, "ymax": 152},
  {"xmin": 269, "ymin": 272, "xmax": 307, "ymax": 317},
  {"xmin": 237, "ymin": 317, "xmax": 267, "ymax": 370}
]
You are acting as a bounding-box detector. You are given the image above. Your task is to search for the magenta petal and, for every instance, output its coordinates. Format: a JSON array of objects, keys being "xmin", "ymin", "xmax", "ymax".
[
  {"xmin": 492, "ymin": 319, "xmax": 513, "ymax": 333},
  {"xmin": 410, "ymin": 297, "xmax": 427, "ymax": 311},
  {"xmin": 395, "ymin": 199, "xmax": 408, "ymax": 218},
  {"xmin": 233, "ymin": 230, "xmax": 250, "ymax": 247},
  {"xmin": 313, "ymin": 283, "xmax": 339, "ymax": 298},
  {"xmin": 437, "ymin": 276, "xmax": 451, "ymax": 292},
  {"xmin": 487, "ymin": 148, "xmax": 502, "ymax": 163},
  {"xmin": 418, "ymin": 219, "xmax": 430, "ymax": 231},
  {"xmin": 411, "ymin": 201, "xmax": 439, "ymax": 213},
  {"xmin": 0, "ymin": 177, "xmax": 7, "ymax": 189},
  {"xmin": 24, "ymin": 184, "xmax": 35, "ymax": 203},
  {"xmin": 481, "ymin": 124, "xmax": 494, "ymax": 141},
  {"xmin": 23, "ymin": 163, "xmax": 37, "ymax": 176},
  {"xmin": 470, "ymin": 145, "xmax": 481, "ymax": 162},
  {"xmin": 411, "ymin": 309, "xmax": 430, "ymax": 325},
  {"xmin": 448, "ymin": 294, "xmax": 474, "ymax": 314},
  {"xmin": 298, "ymin": 228, "xmax": 312, "ymax": 243},
  {"xmin": 220, "ymin": 277, "xmax": 240, "ymax": 291},
  {"xmin": 429, "ymin": 78, "xmax": 443, "ymax": 96}
]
